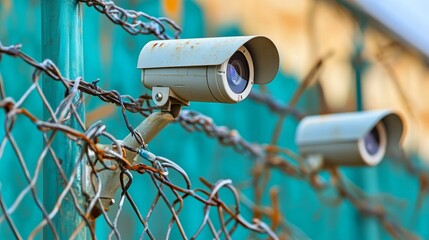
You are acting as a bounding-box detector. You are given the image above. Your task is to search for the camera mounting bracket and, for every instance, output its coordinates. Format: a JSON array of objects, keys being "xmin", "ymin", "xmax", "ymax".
[
  {"xmin": 303, "ymin": 154, "xmax": 324, "ymax": 172},
  {"xmin": 152, "ymin": 86, "xmax": 190, "ymax": 118}
]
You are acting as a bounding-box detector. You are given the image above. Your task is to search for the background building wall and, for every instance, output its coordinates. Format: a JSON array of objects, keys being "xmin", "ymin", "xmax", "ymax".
[{"xmin": 1, "ymin": 0, "xmax": 429, "ymax": 239}]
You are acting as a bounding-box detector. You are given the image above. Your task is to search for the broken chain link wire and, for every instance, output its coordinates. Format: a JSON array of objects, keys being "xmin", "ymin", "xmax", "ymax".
[{"xmin": 80, "ymin": 0, "xmax": 182, "ymax": 39}]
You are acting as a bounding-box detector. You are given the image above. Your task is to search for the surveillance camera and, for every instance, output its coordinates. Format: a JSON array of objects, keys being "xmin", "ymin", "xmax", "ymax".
[
  {"xmin": 295, "ymin": 110, "xmax": 404, "ymax": 168},
  {"xmin": 137, "ymin": 36, "xmax": 279, "ymax": 112}
]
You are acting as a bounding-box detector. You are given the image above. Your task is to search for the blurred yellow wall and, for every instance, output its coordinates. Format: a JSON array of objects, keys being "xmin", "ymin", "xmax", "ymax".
[{"xmin": 194, "ymin": 0, "xmax": 429, "ymax": 161}]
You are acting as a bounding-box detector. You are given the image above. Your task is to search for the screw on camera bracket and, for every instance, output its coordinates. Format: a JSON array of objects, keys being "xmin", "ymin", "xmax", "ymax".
[{"xmin": 152, "ymin": 86, "xmax": 190, "ymax": 118}]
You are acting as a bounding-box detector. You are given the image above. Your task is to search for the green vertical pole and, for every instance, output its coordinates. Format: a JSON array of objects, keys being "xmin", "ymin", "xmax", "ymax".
[
  {"xmin": 42, "ymin": 0, "xmax": 87, "ymax": 239},
  {"xmin": 355, "ymin": 61, "xmax": 363, "ymax": 112},
  {"xmin": 353, "ymin": 21, "xmax": 380, "ymax": 240}
]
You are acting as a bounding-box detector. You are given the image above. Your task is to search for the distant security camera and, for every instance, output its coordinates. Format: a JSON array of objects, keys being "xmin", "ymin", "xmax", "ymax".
[
  {"xmin": 295, "ymin": 110, "xmax": 404, "ymax": 168},
  {"xmin": 137, "ymin": 36, "xmax": 279, "ymax": 115}
]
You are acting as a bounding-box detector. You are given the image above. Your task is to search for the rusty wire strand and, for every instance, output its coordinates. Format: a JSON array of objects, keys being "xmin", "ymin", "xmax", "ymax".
[
  {"xmin": 175, "ymin": 103, "xmax": 419, "ymax": 239},
  {"xmin": 79, "ymin": 0, "xmax": 182, "ymax": 40},
  {"xmin": 0, "ymin": 85, "xmax": 278, "ymax": 239},
  {"xmin": 2, "ymin": 41, "xmax": 419, "ymax": 238},
  {"xmin": 271, "ymin": 51, "xmax": 333, "ymax": 145},
  {"xmin": 248, "ymin": 91, "xmax": 305, "ymax": 120},
  {"xmin": 0, "ymin": 22, "xmax": 424, "ymax": 235},
  {"xmin": 0, "ymin": 42, "xmax": 281, "ymax": 238},
  {"xmin": 250, "ymin": 52, "xmax": 333, "ymax": 227}
]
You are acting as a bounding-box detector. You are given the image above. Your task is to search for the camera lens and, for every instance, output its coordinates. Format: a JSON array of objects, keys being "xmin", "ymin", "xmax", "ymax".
[
  {"xmin": 227, "ymin": 51, "xmax": 250, "ymax": 94},
  {"xmin": 363, "ymin": 126, "xmax": 381, "ymax": 156}
]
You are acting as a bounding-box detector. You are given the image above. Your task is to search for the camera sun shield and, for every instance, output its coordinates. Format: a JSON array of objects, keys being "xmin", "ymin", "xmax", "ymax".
[{"xmin": 137, "ymin": 36, "xmax": 279, "ymax": 107}]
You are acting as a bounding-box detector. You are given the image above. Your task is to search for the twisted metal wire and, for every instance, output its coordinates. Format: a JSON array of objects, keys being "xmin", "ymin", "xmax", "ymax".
[
  {"xmin": 80, "ymin": 0, "xmax": 182, "ymax": 40},
  {"xmin": 176, "ymin": 109, "xmax": 420, "ymax": 239},
  {"xmin": 0, "ymin": 42, "xmax": 286, "ymax": 239},
  {"xmin": 81, "ymin": 2, "xmax": 428, "ymax": 238},
  {"xmin": 1, "ymin": 1, "xmax": 427, "ymax": 237},
  {"xmin": 1, "ymin": 35, "xmax": 424, "ymax": 238}
]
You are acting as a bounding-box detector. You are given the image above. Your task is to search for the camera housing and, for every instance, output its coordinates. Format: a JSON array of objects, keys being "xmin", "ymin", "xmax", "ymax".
[
  {"xmin": 137, "ymin": 36, "xmax": 279, "ymax": 113},
  {"xmin": 295, "ymin": 110, "xmax": 404, "ymax": 167}
]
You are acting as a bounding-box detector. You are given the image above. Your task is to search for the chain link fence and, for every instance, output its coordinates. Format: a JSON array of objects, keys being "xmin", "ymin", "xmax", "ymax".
[{"xmin": 0, "ymin": 0, "xmax": 428, "ymax": 239}]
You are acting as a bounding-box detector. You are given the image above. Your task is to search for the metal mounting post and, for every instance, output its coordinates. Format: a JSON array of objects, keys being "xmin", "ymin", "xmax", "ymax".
[
  {"xmin": 42, "ymin": 0, "xmax": 86, "ymax": 239},
  {"xmin": 86, "ymin": 112, "xmax": 175, "ymax": 218}
]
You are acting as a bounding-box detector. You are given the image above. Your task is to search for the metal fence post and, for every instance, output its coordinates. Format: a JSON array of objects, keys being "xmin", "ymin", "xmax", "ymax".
[{"xmin": 42, "ymin": 0, "xmax": 87, "ymax": 239}]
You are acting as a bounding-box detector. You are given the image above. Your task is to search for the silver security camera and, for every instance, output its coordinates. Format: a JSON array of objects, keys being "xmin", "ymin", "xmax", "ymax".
[
  {"xmin": 295, "ymin": 110, "xmax": 404, "ymax": 168},
  {"xmin": 137, "ymin": 36, "xmax": 279, "ymax": 115}
]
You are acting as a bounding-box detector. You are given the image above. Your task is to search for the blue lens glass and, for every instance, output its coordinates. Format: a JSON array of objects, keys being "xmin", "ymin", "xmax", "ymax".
[
  {"xmin": 226, "ymin": 51, "xmax": 249, "ymax": 94},
  {"xmin": 227, "ymin": 64, "xmax": 239, "ymax": 84},
  {"xmin": 363, "ymin": 127, "xmax": 380, "ymax": 155}
]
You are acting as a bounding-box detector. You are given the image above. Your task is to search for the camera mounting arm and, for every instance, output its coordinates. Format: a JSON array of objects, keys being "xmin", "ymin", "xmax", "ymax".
[
  {"xmin": 84, "ymin": 112, "xmax": 175, "ymax": 219},
  {"xmin": 303, "ymin": 154, "xmax": 324, "ymax": 173}
]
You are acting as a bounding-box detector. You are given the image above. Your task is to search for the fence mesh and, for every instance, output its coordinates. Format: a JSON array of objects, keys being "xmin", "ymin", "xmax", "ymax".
[{"xmin": 0, "ymin": 0, "xmax": 428, "ymax": 239}]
